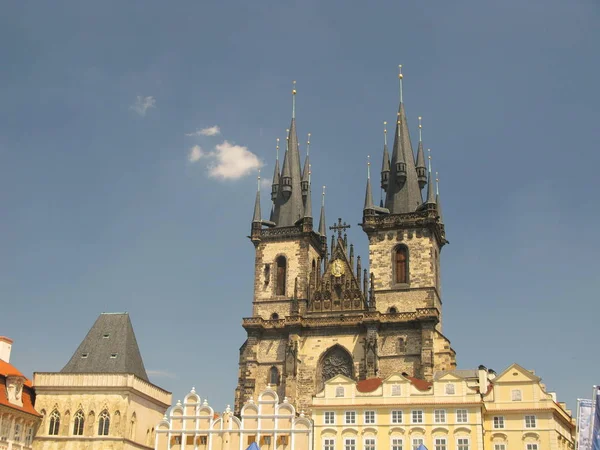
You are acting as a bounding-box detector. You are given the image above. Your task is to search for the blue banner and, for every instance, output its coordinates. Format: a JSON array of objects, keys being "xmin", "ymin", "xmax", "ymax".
[{"xmin": 592, "ymin": 387, "xmax": 600, "ymax": 450}]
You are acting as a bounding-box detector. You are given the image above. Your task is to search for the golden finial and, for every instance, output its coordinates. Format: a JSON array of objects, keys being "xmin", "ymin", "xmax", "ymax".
[
  {"xmin": 427, "ymin": 148, "xmax": 432, "ymax": 172},
  {"xmin": 322, "ymin": 185, "xmax": 326, "ymax": 206},
  {"xmin": 307, "ymin": 133, "xmax": 311, "ymax": 155},
  {"xmin": 383, "ymin": 121, "xmax": 388, "ymax": 146},
  {"xmin": 257, "ymin": 168, "xmax": 261, "ymax": 192},
  {"xmin": 292, "ymin": 81, "xmax": 297, "ymax": 118},
  {"xmin": 276, "ymin": 138, "xmax": 280, "ymax": 160},
  {"xmin": 418, "ymin": 116, "xmax": 423, "ymax": 142},
  {"xmin": 436, "ymin": 171, "xmax": 440, "ymax": 195},
  {"xmin": 367, "ymin": 155, "xmax": 371, "ymax": 180},
  {"xmin": 398, "ymin": 65, "xmax": 404, "ymax": 103},
  {"xmin": 286, "ymin": 129, "xmax": 289, "ymax": 150}
]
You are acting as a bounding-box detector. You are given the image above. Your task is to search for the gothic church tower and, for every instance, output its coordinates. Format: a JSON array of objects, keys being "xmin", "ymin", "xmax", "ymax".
[{"xmin": 235, "ymin": 73, "xmax": 456, "ymax": 414}]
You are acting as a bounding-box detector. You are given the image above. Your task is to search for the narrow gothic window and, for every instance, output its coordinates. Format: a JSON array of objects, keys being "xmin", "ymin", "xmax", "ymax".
[
  {"xmin": 268, "ymin": 366, "xmax": 280, "ymax": 385},
  {"xmin": 73, "ymin": 410, "xmax": 85, "ymax": 436},
  {"xmin": 48, "ymin": 410, "xmax": 60, "ymax": 436},
  {"xmin": 98, "ymin": 410, "xmax": 110, "ymax": 436},
  {"xmin": 395, "ymin": 247, "xmax": 408, "ymax": 284},
  {"xmin": 398, "ymin": 338, "xmax": 406, "ymax": 353},
  {"xmin": 276, "ymin": 256, "xmax": 286, "ymax": 295}
]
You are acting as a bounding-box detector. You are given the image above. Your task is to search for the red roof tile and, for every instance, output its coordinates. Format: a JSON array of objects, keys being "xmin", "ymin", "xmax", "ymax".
[
  {"xmin": 356, "ymin": 378, "xmax": 383, "ymax": 393},
  {"xmin": 406, "ymin": 375, "xmax": 432, "ymax": 391},
  {"xmin": 0, "ymin": 360, "xmax": 25, "ymax": 378}
]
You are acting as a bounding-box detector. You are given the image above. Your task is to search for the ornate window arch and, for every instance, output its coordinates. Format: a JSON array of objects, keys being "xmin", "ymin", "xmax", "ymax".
[
  {"xmin": 394, "ymin": 245, "xmax": 409, "ymax": 284},
  {"xmin": 268, "ymin": 366, "xmax": 280, "ymax": 385},
  {"xmin": 98, "ymin": 410, "xmax": 110, "ymax": 436},
  {"xmin": 73, "ymin": 410, "xmax": 85, "ymax": 436},
  {"xmin": 317, "ymin": 345, "xmax": 354, "ymax": 391},
  {"xmin": 276, "ymin": 256, "xmax": 287, "ymax": 295},
  {"xmin": 48, "ymin": 410, "xmax": 60, "ymax": 436}
]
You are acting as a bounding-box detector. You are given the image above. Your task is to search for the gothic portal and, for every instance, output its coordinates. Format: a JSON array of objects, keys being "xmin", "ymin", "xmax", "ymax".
[{"xmin": 235, "ymin": 74, "xmax": 456, "ymax": 414}]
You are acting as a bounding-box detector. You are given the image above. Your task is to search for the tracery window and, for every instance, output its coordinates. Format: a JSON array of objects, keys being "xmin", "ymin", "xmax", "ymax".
[
  {"xmin": 48, "ymin": 410, "xmax": 61, "ymax": 436},
  {"xmin": 73, "ymin": 410, "xmax": 85, "ymax": 436},
  {"xmin": 395, "ymin": 246, "xmax": 408, "ymax": 284},
  {"xmin": 98, "ymin": 410, "xmax": 110, "ymax": 436},
  {"xmin": 276, "ymin": 256, "xmax": 286, "ymax": 295},
  {"xmin": 268, "ymin": 366, "xmax": 280, "ymax": 385},
  {"xmin": 320, "ymin": 346, "xmax": 353, "ymax": 386}
]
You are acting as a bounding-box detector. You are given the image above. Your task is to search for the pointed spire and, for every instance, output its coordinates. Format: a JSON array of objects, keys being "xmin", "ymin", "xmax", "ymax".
[
  {"xmin": 381, "ymin": 121, "xmax": 391, "ymax": 191},
  {"xmin": 318, "ymin": 186, "xmax": 327, "ymax": 236},
  {"xmin": 301, "ymin": 133, "xmax": 311, "ymax": 195},
  {"xmin": 436, "ymin": 172, "xmax": 444, "ymax": 224},
  {"xmin": 394, "ymin": 112, "xmax": 407, "ymax": 184},
  {"xmin": 304, "ymin": 166, "xmax": 312, "ymax": 219},
  {"xmin": 416, "ymin": 116, "xmax": 427, "ymax": 190},
  {"xmin": 271, "ymin": 138, "xmax": 281, "ymax": 201},
  {"xmin": 292, "ymin": 80, "xmax": 297, "ymax": 119},
  {"xmin": 426, "ymin": 150, "xmax": 436, "ymax": 204},
  {"xmin": 253, "ymin": 170, "xmax": 262, "ymax": 223},
  {"xmin": 398, "ymin": 64, "xmax": 404, "ymax": 104},
  {"xmin": 364, "ymin": 156, "xmax": 375, "ymax": 214}
]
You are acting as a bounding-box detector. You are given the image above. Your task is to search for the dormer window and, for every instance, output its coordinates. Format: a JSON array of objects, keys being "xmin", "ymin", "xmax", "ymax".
[
  {"xmin": 445, "ymin": 383, "xmax": 455, "ymax": 395},
  {"xmin": 81, "ymin": 353, "xmax": 89, "ymax": 358},
  {"xmin": 335, "ymin": 386, "xmax": 345, "ymax": 397},
  {"xmin": 110, "ymin": 353, "xmax": 118, "ymax": 359},
  {"xmin": 6, "ymin": 376, "xmax": 24, "ymax": 407},
  {"xmin": 103, "ymin": 333, "xmax": 110, "ymax": 339}
]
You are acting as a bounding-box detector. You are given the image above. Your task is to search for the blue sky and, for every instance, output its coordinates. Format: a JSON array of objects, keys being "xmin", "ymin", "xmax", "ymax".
[{"xmin": 1, "ymin": 0, "xmax": 599, "ymax": 415}]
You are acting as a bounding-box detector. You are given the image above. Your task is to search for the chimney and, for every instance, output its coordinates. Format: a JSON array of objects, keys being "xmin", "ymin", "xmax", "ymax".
[
  {"xmin": 0, "ymin": 336, "xmax": 13, "ymax": 363},
  {"xmin": 478, "ymin": 365, "xmax": 488, "ymax": 393}
]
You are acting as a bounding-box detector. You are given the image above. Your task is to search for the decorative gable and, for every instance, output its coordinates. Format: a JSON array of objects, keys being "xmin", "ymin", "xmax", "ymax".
[{"xmin": 6, "ymin": 375, "xmax": 24, "ymax": 407}]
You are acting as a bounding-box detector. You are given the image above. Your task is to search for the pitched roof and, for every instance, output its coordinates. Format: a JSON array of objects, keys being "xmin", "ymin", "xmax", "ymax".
[
  {"xmin": 61, "ymin": 313, "xmax": 149, "ymax": 381},
  {"xmin": 356, "ymin": 377, "xmax": 382, "ymax": 393},
  {"xmin": 0, "ymin": 362, "xmax": 40, "ymax": 417},
  {"xmin": 434, "ymin": 369, "xmax": 479, "ymax": 381}
]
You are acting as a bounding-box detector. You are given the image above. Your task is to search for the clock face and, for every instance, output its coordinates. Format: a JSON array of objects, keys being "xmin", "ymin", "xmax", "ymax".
[{"xmin": 331, "ymin": 259, "xmax": 345, "ymax": 277}]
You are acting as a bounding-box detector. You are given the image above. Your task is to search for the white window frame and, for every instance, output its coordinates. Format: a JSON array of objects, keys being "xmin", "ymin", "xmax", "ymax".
[
  {"xmin": 493, "ymin": 416, "xmax": 505, "ymax": 429},
  {"xmin": 25, "ymin": 426, "xmax": 34, "ymax": 445},
  {"xmin": 323, "ymin": 438, "xmax": 335, "ymax": 450},
  {"xmin": 344, "ymin": 437, "xmax": 357, "ymax": 450},
  {"xmin": 526, "ymin": 444, "xmax": 538, "ymax": 450},
  {"xmin": 364, "ymin": 410, "xmax": 376, "ymax": 424},
  {"xmin": 434, "ymin": 409, "xmax": 447, "ymax": 423},
  {"xmin": 411, "ymin": 410, "xmax": 424, "ymax": 424},
  {"xmin": 344, "ymin": 411, "xmax": 357, "ymax": 425},
  {"xmin": 456, "ymin": 437, "xmax": 470, "ymax": 450},
  {"xmin": 391, "ymin": 437, "xmax": 403, "ymax": 450},
  {"xmin": 13, "ymin": 422, "xmax": 21, "ymax": 442},
  {"xmin": 324, "ymin": 411, "xmax": 335, "ymax": 425},
  {"xmin": 364, "ymin": 437, "xmax": 376, "ymax": 450},
  {"xmin": 493, "ymin": 444, "xmax": 506, "ymax": 450},
  {"xmin": 434, "ymin": 437, "xmax": 448, "ymax": 450},
  {"xmin": 411, "ymin": 438, "xmax": 424, "ymax": 450},
  {"xmin": 391, "ymin": 410, "xmax": 403, "ymax": 424},
  {"xmin": 456, "ymin": 409, "xmax": 468, "ymax": 423},
  {"xmin": 525, "ymin": 415, "xmax": 536, "ymax": 428}
]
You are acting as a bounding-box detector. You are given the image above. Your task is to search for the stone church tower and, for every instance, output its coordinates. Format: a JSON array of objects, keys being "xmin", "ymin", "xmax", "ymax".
[{"xmin": 235, "ymin": 73, "xmax": 456, "ymax": 414}]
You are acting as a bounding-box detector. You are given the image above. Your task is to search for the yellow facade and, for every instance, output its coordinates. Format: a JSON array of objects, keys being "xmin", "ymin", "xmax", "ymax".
[
  {"xmin": 482, "ymin": 364, "xmax": 574, "ymax": 450},
  {"xmin": 156, "ymin": 388, "xmax": 312, "ymax": 450}
]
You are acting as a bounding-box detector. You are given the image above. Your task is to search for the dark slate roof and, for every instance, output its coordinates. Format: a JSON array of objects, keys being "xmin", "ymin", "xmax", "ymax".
[{"xmin": 61, "ymin": 313, "xmax": 149, "ymax": 381}]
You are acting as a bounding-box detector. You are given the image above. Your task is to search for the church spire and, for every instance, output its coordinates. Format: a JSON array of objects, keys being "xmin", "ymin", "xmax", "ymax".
[
  {"xmin": 301, "ymin": 133, "xmax": 311, "ymax": 196},
  {"xmin": 304, "ymin": 165, "xmax": 312, "ymax": 219},
  {"xmin": 381, "ymin": 121, "xmax": 390, "ymax": 190},
  {"xmin": 253, "ymin": 170, "xmax": 262, "ymax": 223},
  {"xmin": 318, "ymin": 186, "xmax": 327, "ymax": 236},
  {"xmin": 271, "ymin": 138, "xmax": 280, "ymax": 201},
  {"xmin": 416, "ymin": 116, "xmax": 427, "ymax": 190},
  {"xmin": 425, "ymin": 150, "xmax": 436, "ymax": 205},
  {"xmin": 384, "ymin": 66, "xmax": 422, "ymax": 214},
  {"xmin": 364, "ymin": 156, "xmax": 375, "ymax": 214},
  {"xmin": 436, "ymin": 172, "xmax": 444, "ymax": 224}
]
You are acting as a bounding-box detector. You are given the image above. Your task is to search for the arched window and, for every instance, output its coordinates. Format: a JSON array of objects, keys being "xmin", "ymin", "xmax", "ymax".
[
  {"xmin": 73, "ymin": 410, "xmax": 85, "ymax": 436},
  {"xmin": 268, "ymin": 366, "xmax": 280, "ymax": 385},
  {"xmin": 270, "ymin": 312, "xmax": 279, "ymax": 320},
  {"xmin": 48, "ymin": 410, "xmax": 60, "ymax": 436},
  {"xmin": 130, "ymin": 412, "xmax": 137, "ymax": 440},
  {"xmin": 98, "ymin": 410, "xmax": 110, "ymax": 436},
  {"xmin": 388, "ymin": 306, "xmax": 398, "ymax": 314},
  {"xmin": 398, "ymin": 338, "xmax": 406, "ymax": 353},
  {"xmin": 276, "ymin": 256, "xmax": 286, "ymax": 295},
  {"xmin": 395, "ymin": 246, "xmax": 409, "ymax": 284}
]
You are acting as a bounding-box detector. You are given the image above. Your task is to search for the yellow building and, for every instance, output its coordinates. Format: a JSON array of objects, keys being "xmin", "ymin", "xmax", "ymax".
[
  {"xmin": 155, "ymin": 388, "xmax": 312, "ymax": 450},
  {"xmin": 311, "ymin": 365, "xmax": 574, "ymax": 450},
  {"xmin": 482, "ymin": 363, "xmax": 574, "ymax": 450}
]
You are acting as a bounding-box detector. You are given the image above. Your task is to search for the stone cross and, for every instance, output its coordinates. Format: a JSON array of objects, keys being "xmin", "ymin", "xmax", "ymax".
[{"xmin": 329, "ymin": 218, "xmax": 351, "ymax": 238}]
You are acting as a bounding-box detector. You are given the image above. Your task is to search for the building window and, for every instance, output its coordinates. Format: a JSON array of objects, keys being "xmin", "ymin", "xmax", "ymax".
[
  {"xmin": 526, "ymin": 445, "xmax": 538, "ymax": 450},
  {"xmin": 0, "ymin": 416, "xmax": 9, "ymax": 441},
  {"xmin": 25, "ymin": 427, "xmax": 34, "ymax": 445},
  {"xmin": 391, "ymin": 438, "xmax": 403, "ymax": 450},
  {"xmin": 49, "ymin": 410, "xmax": 61, "ymax": 436},
  {"xmin": 456, "ymin": 409, "xmax": 468, "ymax": 423},
  {"xmin": 324, "ymin": 411, "xmax": 335, "ymax": 425},
  {"xmin": 445, "ymin": 383, "xmax": 455, "ymax": 394},
  {"xmin": 13, "ymin": 423, "xmax": 21, "ymax": 442},
  {"xmin": 395, "ymin": 246, "xmax": 408, "ymax": 284},
  {"xmin": 493, "ymin": 416, "xmax": 504, "ymax": 429},
  {"xmin": 270, "ymin": 312, "xmax": 279, "ymax": 320},
  {"xmin": 260, "ymin": 436, "xmax": 272, "ymax": 446},
  {"xmin": 324, "ymin": 438, "xmax": 335, "ymax": 450},
  {"xmin": 525, "ymin": 415, "xmax": 537, "ymax": 428},
  {"xmin": 81, "ymin": 353, "xmax": 89, "ymax": 358},
  {"xmin": 365, "ymin": 438, "xmax": 376, "ymax": 450},
  {"xmin": 411, "ymin": 410, "xmax": 423, "ymax": 424},
  {"xmin": 391, "ymin": 410, "xmax": 403, "ymax": 424},
  {"xmin": 494, "ymin": 445, "xmax": 506, "ymax": 450},
  {"xmin": 364, "ymin": 410, "xmax": 376, "ymax": 424},
  {"xmin": 268, "ymin": 366, "xmax": 280, "ymax": 385},
  {"xmin": 98, "ymin": 410, "xmax": 110, "ymax": 436},
  {"xmin": 512, "ymin": 389, "xmax": 522, "ymax": 401},
  {"xmin": 199, "ymin": 435, "xmax": 208, "ymax": 445},
  {"xmin": 110, "ymin": 353, "xmax": 118, "ymax": 358},
  {"xmin": 434, "ymin": 409, "xmax": 446, "ymax": 423},
  {"xmin": 397, "ymin": 338, "xmax": 406, "ymax": 353},
  {"xmin": 344, "ymin": 438, "xmax": 356, "ymax": 450},
  {"xmin": 412, "ymin": 438, "xmax": 424, "ymax": 450},
  {"xmin": 345, "ymin": 411, "xmax": 356, "ymax": 425},
  {"xmin": 391, "ymin": 384, "xmax": 402, "ymax": 396},
  {"xmin": 434, "ymin": 438, "xmax": 447, "ymax": 450},
  {"xmin": 278, "ymin": 436, "xmax": 289, "ymax": 446},
  {"xmin": 73, "ymin": 410, "xmax": 85, "ymax": 436},
  {"xmin": 247, "ymin": 435, "xmax": 256, "ymax": 445},
  {"xmin": 389, "ymin": 306, "xmax": 398, "ymax": 314},
  {"xmin": 336, "ymin": 386, "xmax": 345, "ymax": 397},
  {"xmin": 457, "ymin": 438, "xmax": 470, "ymax": 450},
  {"xmin": 276, "ymin": 256, "xmax": 287, "ymax": 295}
]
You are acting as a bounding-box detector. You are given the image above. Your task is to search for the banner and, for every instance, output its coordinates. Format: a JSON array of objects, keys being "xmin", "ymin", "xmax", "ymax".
[
  {"xmin": 592, "ymin": 386, "xmax": 600, "ymax": 450},
  {"xmin": 578, "ymin": 398, "xmax": 593, "ymax": 450}
]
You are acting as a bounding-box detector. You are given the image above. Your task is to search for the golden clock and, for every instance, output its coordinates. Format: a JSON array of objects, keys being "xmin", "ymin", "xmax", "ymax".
[{"xmin": 331, "ymin": 259, "xmax": 345, "ymax": 277}]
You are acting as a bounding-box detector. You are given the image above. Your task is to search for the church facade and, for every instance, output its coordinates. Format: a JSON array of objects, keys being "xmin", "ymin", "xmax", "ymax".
[{"xmin": 235, "ymin": 74, "xmax": 456, "ymax": 414}]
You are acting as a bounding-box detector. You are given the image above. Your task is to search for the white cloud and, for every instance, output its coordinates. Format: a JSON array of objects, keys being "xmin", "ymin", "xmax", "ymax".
[
  {"xmin": 130, "ymin": 96, "xmax": 156, "ymax": 116},
  {"xmin": 188, "ymin": 145, "xmax": 204, "ymax": 163},
  {"xmin": 185, "ymin": 126, "xmax": 221, "ymax": 137},
  {"xmin": 147, "ymin": 370, "xmax": 178, "ymax": 379},
  {"xmin": 260, "ymin": 176, "xmax": 272, "ymax": 190},
  {"xmin": 208, "ymin": 141, "xmax": 262, "ymax": 179}
]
